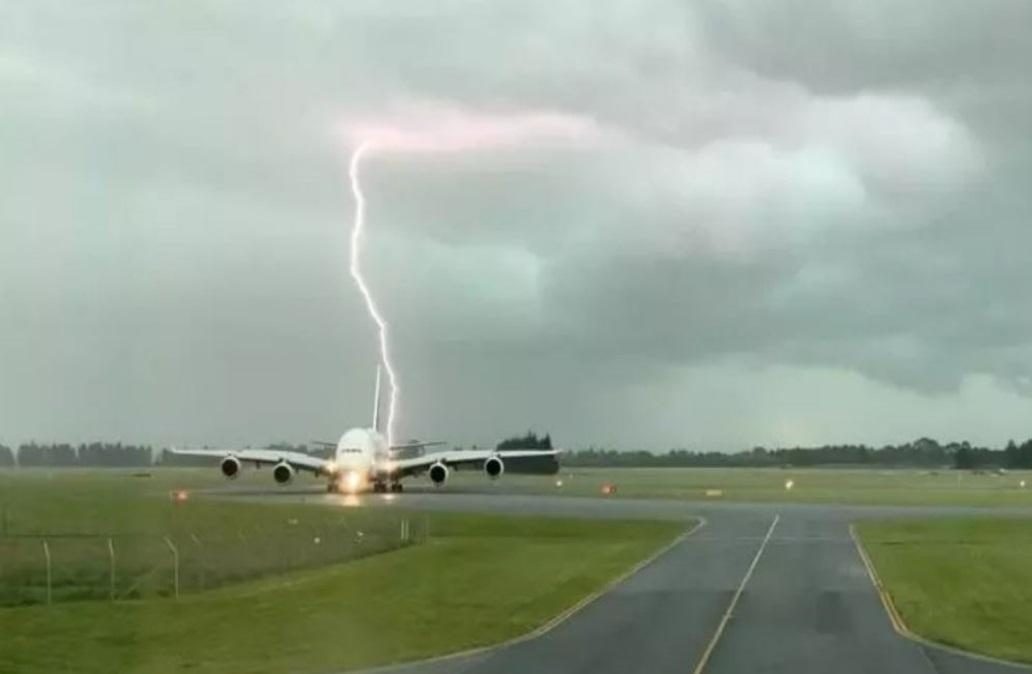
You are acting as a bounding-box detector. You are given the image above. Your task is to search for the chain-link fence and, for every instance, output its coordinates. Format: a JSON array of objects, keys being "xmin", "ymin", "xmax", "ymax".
[{"xmin": 0, "ymin": 516, "xmax": 424, "ymax": 606}]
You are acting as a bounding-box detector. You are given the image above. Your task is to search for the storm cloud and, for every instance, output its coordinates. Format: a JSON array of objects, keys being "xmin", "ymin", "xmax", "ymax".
[{"xmin": 2, "ymin": 1, "xmax": 1031, "ymax": 450}]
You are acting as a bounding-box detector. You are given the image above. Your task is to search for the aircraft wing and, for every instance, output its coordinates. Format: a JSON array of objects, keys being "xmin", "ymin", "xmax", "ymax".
[
  {"xmin": 310, "ymin": 440, "xmax": 447, "ymax": 452},
  {"xmin": 166, "ymin": 447, "xmax": 331, "ymax": 475},
  {"xmin": 391, "ymin": 448, "xmax": 560, "ymax": 478},
  {"xmin": 390, "ymin": 440, "xmax": 446, "ymax": 451}
]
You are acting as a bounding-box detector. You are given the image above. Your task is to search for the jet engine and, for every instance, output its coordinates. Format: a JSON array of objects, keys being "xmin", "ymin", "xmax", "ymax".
[
  {"xmin": 273, "ymin": 461, "xmax": 295, "ymax": 485},
  {"xmin": 484, "ymin": 455, "xmax": 504, "ymax": 480},
  {"xmin": 220, "ymin": 456, "xmax": 241, "ymax": 479},
  {"xmin": 428, "ymin": 462, "xmax": 449, "ymax": 486}
]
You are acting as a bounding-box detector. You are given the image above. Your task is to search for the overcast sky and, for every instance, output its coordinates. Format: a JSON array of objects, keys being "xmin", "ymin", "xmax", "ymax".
[{"xmin": 3, "ymin": 1, "xmax": 1032, "ymax": 451}]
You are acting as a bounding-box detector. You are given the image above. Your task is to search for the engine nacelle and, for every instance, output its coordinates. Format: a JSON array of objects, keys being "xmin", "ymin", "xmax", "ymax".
[
  {"xmin": 220, "ymin": 456, "xmax": 241, "ymax": 480},
  {"xmin": 428, "ymin": 462, "xmax": 449, "ymax": 486},
  {"xmin": 484, "ymin": 455, "xmax": 505, "ymax": 480},
  {"xmin": 273, "ymin": 461, "xmax": 295, "ymax": 485}
]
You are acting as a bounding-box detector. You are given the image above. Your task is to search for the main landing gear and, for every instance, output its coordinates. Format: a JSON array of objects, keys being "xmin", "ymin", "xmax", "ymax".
[{"xmin": 326, "ymin": 479, "xmax": 403, "ymax": 494}]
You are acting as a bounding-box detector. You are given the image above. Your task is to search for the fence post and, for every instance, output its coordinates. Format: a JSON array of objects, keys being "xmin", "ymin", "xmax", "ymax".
[
  {"xmin": 163, "ymin": 536, "xmax": 179, "ymax": 599},
  {"xmin": 107, "ymin": 538, "xmax": 116, "ymax": 601},
  {"xmin": 42, "ymin": 539, "xmax": 52, "ymax": 605}
]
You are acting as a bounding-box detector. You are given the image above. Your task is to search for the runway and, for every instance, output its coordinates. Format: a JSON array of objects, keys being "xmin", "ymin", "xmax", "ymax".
[{"xmin": 217, "ymin": 487, "xmax": 1031, "ymax": 673}]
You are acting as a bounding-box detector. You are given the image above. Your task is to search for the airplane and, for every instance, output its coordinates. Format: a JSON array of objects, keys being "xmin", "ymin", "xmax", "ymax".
[{"xmin": 168, "ymin": 369, "xmax": 561, "ymax": 493}]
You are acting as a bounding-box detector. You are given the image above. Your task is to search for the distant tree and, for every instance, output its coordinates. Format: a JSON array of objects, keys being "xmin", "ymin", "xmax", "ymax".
[
  {"xmin": 0, "ymin": 444, "xmax": 14, "ymax": 467},
  {"xmin": 1014, "ymin": 440, "xmax": 1032, "ymax": 469},
  {"xmin": 953, "ymin": 445, "xmax": 975, "ymax": 470},
  {"xmin": 17, "ymin": 443, "xmax": 78, "ymax": 467},
  {"xmin": 561, "ymin": 437, "xmax": 1019, "ymax": 469},
  {"xmin": 497, "ymin": 432, "xmax": 552, "ymax": 451},
  {"xmin": 1004, "ymin": 440, "xmax": 1019, "ymax": 468},
  {"xmin": 13, "ymin": 442, "xmax": 159, "ymax": 467},
  {"xmin": 78, "ymin": 442, "xmax": 152, "ymax": 467}
]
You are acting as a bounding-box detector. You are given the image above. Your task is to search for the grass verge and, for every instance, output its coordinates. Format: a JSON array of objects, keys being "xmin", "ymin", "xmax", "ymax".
[
  {"xmin": 460, "ymin": 466, "xmax": 1032, "ymax": 508},
  {"xmin": 0, "ymin": 470, "xmax": 415, "ymax": 604},
  {"xmin": 1, "ymin": 512, "xmax": 685, "ymax": 673},
  {"xmin": 856, "ymin": 517, "xmax": 1032, "ymax": 664}
]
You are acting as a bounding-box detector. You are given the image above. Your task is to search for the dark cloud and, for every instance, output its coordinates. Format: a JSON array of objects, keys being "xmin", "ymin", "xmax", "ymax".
[{"xmin": 2, "ymin": 1, "xmax": 1031, "ymax": 450}]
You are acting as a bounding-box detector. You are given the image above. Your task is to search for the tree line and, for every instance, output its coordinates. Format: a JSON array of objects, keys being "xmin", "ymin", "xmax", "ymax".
[
  {"xmin": 0, "ymin": 442, "xmax": 320, "ymax": 468},
  {"xmin": 4, "ymin": 436, "xmax": 1032, "ymax": 470},
  {"xmin": 496, "ymin": 432, "xmax": 553, "ymax": 450},
  {"xmin": 563, "ymin": 438, "xmax": 1032, "ymax": 470},
  {"xmin": 1, "ymin": 442, "xmax": 155, "ymax": 467}
]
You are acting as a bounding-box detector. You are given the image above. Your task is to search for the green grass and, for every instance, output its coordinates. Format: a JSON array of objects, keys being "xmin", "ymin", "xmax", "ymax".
[
  {"xmin": 857, "ymin": 518, "xmax": 1032, "ymax": 664},
  {"xmin": 0, "ymin": 469, "xmax": 684, "ymax": 673},
  {"xmin": 0, "ymin": 470, "xmax": 415, "ymax": 604},
  {"xmin": 453, "ymin": 466, "xmax": 1032, "ymax": 508},
  {"xmin": 1, "ymin": 514, "xmax": 682, "ymax": 673}
]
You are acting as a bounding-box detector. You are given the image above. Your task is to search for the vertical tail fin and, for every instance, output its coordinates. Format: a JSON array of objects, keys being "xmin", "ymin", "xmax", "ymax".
[{"xmin": 372, "ymin": 366, "xmax": 382, "ymax": 432}]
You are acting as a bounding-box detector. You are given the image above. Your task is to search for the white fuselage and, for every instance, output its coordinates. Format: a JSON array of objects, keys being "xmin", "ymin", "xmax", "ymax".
[{"xmin": 332, "ymin": 427, "xmax": 389, "ymax": 487}]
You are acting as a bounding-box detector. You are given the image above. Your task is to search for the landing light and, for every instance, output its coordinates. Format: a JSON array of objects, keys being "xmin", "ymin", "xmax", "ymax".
[
  {"xmin": 785, "ymin": 479, "xmax": 795, "ymax": 491},
  {"xmin": 345, "ymin": 472, "xmax": 362, "ymax": 493},
  {"xmin": 325, "ymin": 461, "xmax": 338, "ymax": 475}
]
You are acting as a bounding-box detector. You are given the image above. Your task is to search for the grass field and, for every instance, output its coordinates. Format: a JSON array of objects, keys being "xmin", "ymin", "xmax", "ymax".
[
  {"xmin": 857, "ymin": 518, "xmax": 1032, "ymax": 664},
  {"xmin": 0, "ymin": 470, "xmax": 418, "ymax": 604},
  {"xmin": 457, "ymin": 466, "xmax": 1032, "ymax": 508},
  {"xmin": 0, "ymin": 469, "xmax": 684, "ymax": 673}
]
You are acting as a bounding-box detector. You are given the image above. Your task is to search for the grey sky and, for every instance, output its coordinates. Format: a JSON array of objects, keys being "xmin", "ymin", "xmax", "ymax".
[{"xmin": 2, "ymin": 1, "xmax": 1031, "ymax": 451}]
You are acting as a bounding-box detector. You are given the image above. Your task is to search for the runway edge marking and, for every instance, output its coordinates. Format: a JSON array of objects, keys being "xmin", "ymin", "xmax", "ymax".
[
  {"xmin": 850, "ymin": 524, "xmax": 1032, "ymax": 672},
  {"xmin": 356, "ymin": 517, "xmax": 708, "ymax": 674},
  {"xmin": 691, "ymin": 513, "xmax": 780, "ymax": 674}
]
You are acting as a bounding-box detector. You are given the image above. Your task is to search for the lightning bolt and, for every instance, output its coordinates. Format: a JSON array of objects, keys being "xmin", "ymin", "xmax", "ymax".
[{"xmin": 348, "ymin": 142, "xmax": 399, "ymax": 447}]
